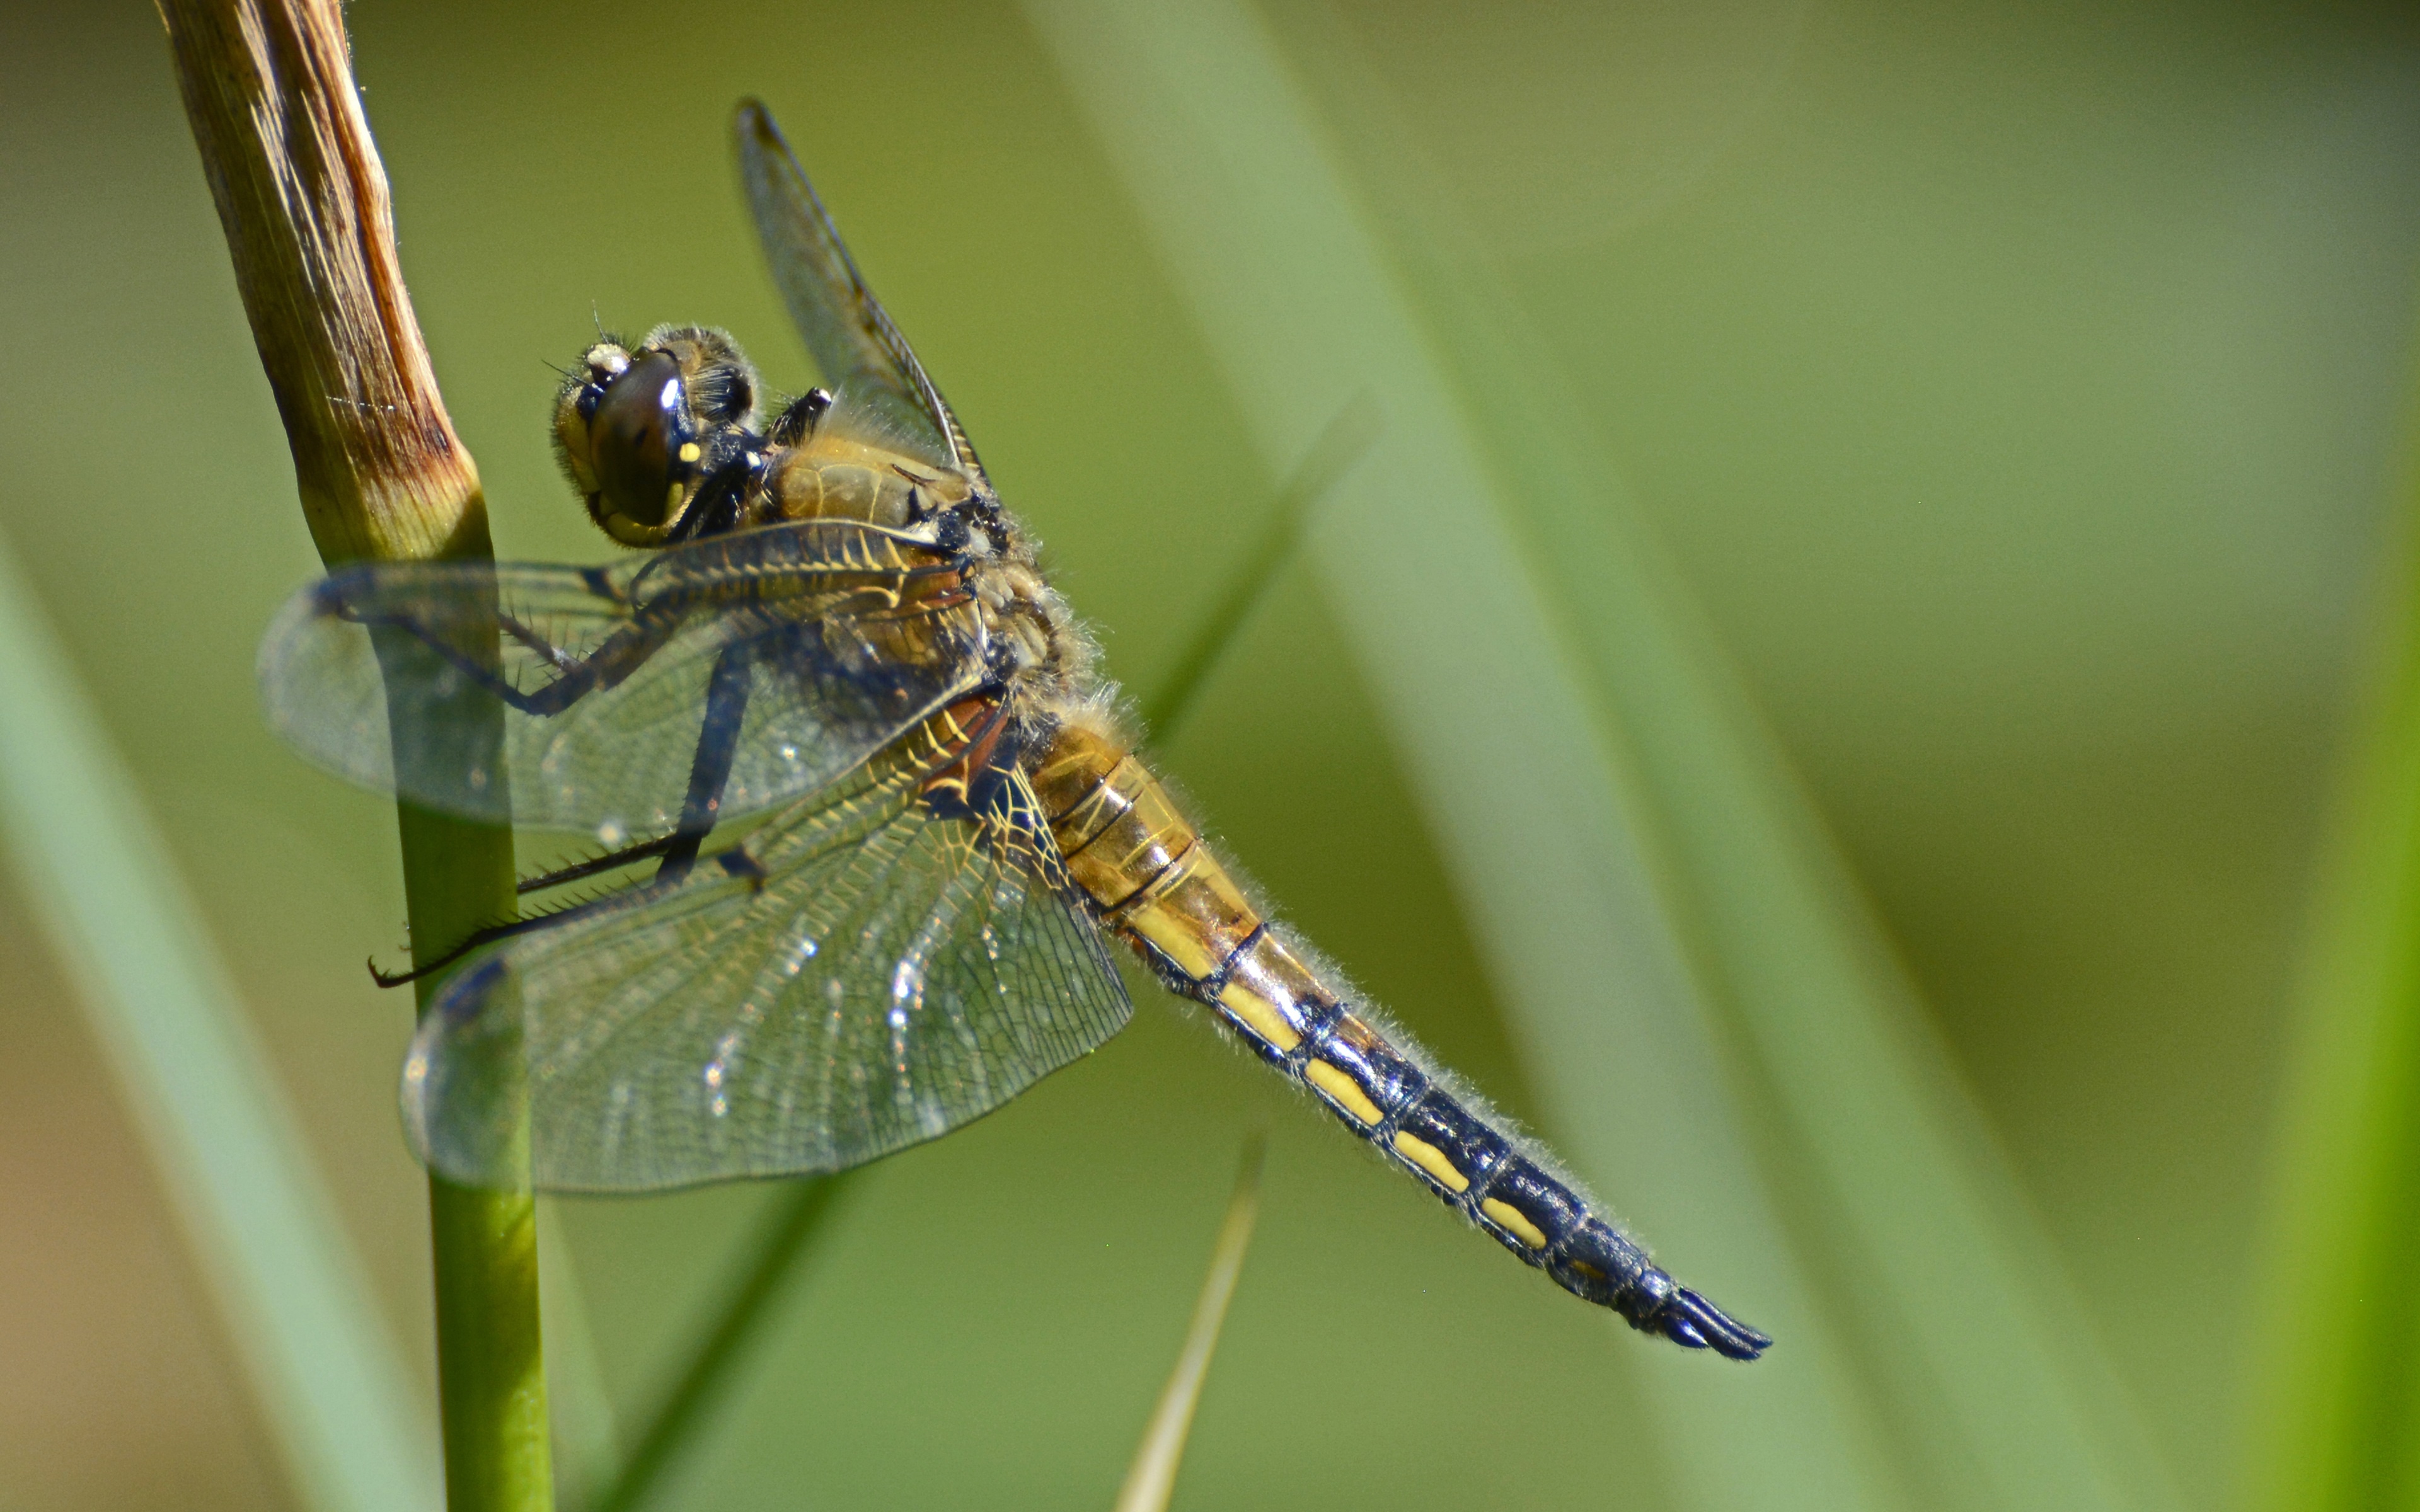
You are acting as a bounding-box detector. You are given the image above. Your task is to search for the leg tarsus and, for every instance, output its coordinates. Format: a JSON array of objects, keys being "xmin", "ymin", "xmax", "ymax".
[
  {"xmin": 367, "ymin": 900, "xmax": 602, "ymax": 988},
  {"xmin": 368, "ymin": 918, "xmax": 522, "ymax": 988},
  {"xmin": 369, "ymin": 644, "xmax": 757, "ymax": 990},
  {"xmin": 516, "ymin": 833, "xmax": 681, "ymax": 894}
]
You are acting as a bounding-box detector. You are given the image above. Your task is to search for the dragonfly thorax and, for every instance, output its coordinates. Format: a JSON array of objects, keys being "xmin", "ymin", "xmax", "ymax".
[
  {"xmin": 554, "ymin": 321, "xmax": 1095, "ymax": 736},
  {"xmin": 755, "ymin": 425, "xmax": 971, "ymax": 532}
]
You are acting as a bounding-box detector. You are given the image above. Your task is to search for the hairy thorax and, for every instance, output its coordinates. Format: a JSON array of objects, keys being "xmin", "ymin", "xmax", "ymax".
[{"xmin": 749, "ymin": 425, "xmax": 1099, "ymax": 724}]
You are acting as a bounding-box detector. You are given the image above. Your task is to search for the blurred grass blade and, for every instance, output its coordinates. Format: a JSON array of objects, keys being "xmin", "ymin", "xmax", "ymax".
[
  {"xmin": 2242, "ymin": 310, "xmax": 2420, "ymax": 1511},
  {"xmin": 0, "ymin": 525, "xmax": 439, "ymax": 1512},
  {"xmin": 1276, "ymin": 16, "xmax": 2189, "ymax": 1512},
  {"xmin": 591, "ymin": 1174, "xmax": 853, "ymax": 1512},
  {"xmin": 1025, "ymin": 5, "xmax": 2179, "ymax": 1511},
  {"xmin": 1026, "ymin": 7, "xmax": 1880, "ymax": 1504},
  {"xmin": 1141, "ymin": 394, "xmax": 1380, "ymax": 744},
  {"xmin": 538, "ymin": 1201, "xmax": 623, "ymax": 1511},
  {"xmin": 1115, "ymin": 1135, "xmax": 1265, "ymax": 1512}
]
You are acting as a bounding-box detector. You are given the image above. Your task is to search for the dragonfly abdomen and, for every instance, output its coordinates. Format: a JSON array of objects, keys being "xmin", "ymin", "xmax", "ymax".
[{"xmin": 1027, "ymin": 721, "xmax": 1769, "ymax": 1358}]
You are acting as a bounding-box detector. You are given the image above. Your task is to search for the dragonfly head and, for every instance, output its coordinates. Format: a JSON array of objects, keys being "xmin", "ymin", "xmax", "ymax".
[{"xmin": 555, "ymin": 324, "xmax": 761, "ymax": 547}]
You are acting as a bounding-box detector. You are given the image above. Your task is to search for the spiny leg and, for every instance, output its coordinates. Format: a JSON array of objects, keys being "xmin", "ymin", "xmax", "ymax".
[
  {"xmin": 514, "ymin": 834, "xmax": 683, "ymax": 895},
  {"xmin": 337, "ymin": 584, "xmax": 680, "ymax": 716},
  {"xmin": 648, "ymin": 638, "xmax": 757, "ymax": 887},
  {"xmin": 372, "ymin": 639, "xmax": 761, "ymax": 987}
]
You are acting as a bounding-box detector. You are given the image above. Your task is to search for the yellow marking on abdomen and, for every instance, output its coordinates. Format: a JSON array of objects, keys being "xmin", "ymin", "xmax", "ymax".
[
  {"xmin": 1218, "ymin": 983, "xmax": 1302, "ymax": 1052},
  {"xmin": 1393, "ymin": 1131, "xmax": 1470, "ymax": 1193},
  {"xmin": 1305, "ymin": 1060, "xmax": 1383, "ymax": 1125},
  {"xmin": 1121, "ymin": 852, "xmax": 1260, "ymax": 978},
  {"xmin": 1483, "ymin": 1198, "xmax": 1549, "ymax": 1250}
]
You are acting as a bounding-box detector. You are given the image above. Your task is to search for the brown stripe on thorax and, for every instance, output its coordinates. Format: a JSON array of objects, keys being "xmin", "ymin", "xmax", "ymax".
[{"xmin": 911, "ymin": 692, "xmax": 1010, "ymax": 809}]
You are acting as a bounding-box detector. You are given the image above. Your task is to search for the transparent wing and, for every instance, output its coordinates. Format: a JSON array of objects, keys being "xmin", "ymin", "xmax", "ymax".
[
  {"xmin": 258, "ymin": 520, "xmax": 988, "ymax": 833},
  {"xmin": 735, "ymin": 99, "xmax": 987, "ymax": 483},
  {"xmin": 402, "ymin": 757, "xmax": 1132, "ymax": 1192}
]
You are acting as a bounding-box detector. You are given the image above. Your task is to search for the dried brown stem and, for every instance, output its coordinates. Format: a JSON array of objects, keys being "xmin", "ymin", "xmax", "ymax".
[
  {"xmin": 159, "ymin": 0, "xmax": 488, "ymax": 566},
  {"xmin": 160, "ymin": 6, "xmax": 546, "ymax": 1511}
]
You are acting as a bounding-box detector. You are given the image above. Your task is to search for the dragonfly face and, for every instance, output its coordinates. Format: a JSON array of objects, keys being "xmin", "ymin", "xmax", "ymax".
[
  {"xmin": 256, "ymin": 100, "xmax": 1770, "ymax": 1361},
  {"xmin": 555, "ymin": 325, "xmax": 763, "ymax": 545}
]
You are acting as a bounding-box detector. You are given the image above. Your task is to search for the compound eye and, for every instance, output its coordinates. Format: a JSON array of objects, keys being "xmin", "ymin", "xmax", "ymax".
[{"xmin": 582, "ymin": 350, "xmax": 700, "ymax": 542}]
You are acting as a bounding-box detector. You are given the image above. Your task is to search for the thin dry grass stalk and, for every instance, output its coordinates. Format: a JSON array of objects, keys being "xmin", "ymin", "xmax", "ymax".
[
  {"xmin": 159, "ymin": 0, "xmax": 487, "ymax": 567},
  {"xmin": 159, "ymin": 5, "xmax": 545, "ymax": 1509}
]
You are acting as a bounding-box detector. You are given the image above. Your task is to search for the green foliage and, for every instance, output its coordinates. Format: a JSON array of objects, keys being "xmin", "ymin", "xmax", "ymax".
[
  {"xmin": 0, "ymin": 531, "xmax": 439, "ymax": 1512},
  {"xmin": 1027, "ymin": 3, "xmax": 2181, "ymax": 1506},
  {"xmin": 4, "ymin": 2, "xmax": 2414, "ymax": 1509},
  {"xmin": 2242, "ymin": 313, "xmax": 2420, "ymax": 1510},
  {"xmin": 590, "ymin": 1177, "xmax": 853, "ymax": 1512}
]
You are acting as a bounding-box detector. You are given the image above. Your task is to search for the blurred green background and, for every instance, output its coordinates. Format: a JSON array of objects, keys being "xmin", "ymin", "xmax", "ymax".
[{"xmin": 3, "ymin": 1, "xmax": 2417, "ymax": 1509}]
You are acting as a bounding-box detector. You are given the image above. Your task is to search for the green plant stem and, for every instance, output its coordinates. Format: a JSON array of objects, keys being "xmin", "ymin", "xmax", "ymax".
[
  {"xmin": 395, "ymin": 621, "xmax": 551, "ymax": 1512},
  {"xmin": 592, "ymin": 1176, "xmax": 854, "ymax": 1512},
  {"xmin": 401, "ymin": 803, "xmax": 548, "ymax": 1512},
  {"xmin": 427, "ymin": 1178, "xmax": 551, "ymax": 1510},
  {"xmin": 160, "ymin": 3, "xmax": 554, "ymax": 1507}
]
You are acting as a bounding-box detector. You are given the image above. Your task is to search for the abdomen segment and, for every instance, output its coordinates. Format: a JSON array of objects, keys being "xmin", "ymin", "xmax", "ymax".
[{"xmin": 1028, "ymin": 721, "xmax": 1769, "ymax": 1360}]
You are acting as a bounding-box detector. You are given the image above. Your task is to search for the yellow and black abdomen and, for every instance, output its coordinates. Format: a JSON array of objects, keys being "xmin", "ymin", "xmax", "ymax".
[{"xmin": 1027, "ymin": 721, "xmax": 1768, "ymax": 1359}]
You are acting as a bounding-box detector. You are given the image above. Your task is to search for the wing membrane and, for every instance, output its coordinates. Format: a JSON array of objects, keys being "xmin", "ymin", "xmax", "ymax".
[
  {"xmin": 258, "ymin": 520, "xmax": 988, "ymax": 833},
  {"xmin": 735, "ymin": 99, "xmax": 986, "ymax": 481},
  {"xmin": 402, "ymin": 759, "xmax": 1132, "ymax": 1191}
]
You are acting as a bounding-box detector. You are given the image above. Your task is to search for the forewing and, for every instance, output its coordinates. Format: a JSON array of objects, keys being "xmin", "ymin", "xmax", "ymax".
[
  {"xmin": 401, "ymin": 759, "xmax": 1133, "ymax": 1192},
  {"xmin": 734, "ymin": 100, "xmax": 985, "ymax": 481},
  {"xmin": 258, "ymin": 521, "xmax": 989, "ymax": 833}
]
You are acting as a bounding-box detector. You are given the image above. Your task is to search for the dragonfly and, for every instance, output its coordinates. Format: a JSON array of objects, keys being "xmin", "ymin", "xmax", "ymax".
[{"xmin": 258, "ymin": 100, "xmax": 1769, "ymax": 1361}]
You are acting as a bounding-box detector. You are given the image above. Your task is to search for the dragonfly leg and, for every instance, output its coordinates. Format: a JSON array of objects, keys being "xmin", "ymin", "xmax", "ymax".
[
  {"xmin": 370, "ymin": 900, "xmax": 629, "ymax": 987},
  {"xmin": 649, "ymin": 638, "xmax": 756, "ymax": 886},
  {"xmin": 374, "ymin": 640, "xmax": 759, "ymax": 987},
  {"xmin": 493, "ymin": 609, "xmax": 584, "ymax": 675},
  {"xmin": 333, "ymin": 582, "xmax": 679, "ymax": 717},
  {"xmin": 515, "ymin": 833, "xmax": 683, "ymax": 894}
]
